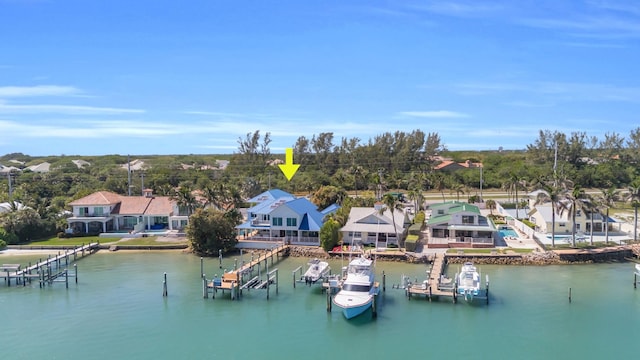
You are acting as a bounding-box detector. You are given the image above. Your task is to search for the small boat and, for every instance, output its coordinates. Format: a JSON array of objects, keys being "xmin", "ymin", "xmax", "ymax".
[
  {"xmin": 332, "ymin": 256, "xmax": 378, "ymax": 319},
  {"xmin": 303, "ymin": 258, "xmax": 330, "ymax": 284},
  {"xmin": 635, "ymin": 264, "xmax": 640, "ymax": 275},
  {"xmin": 457, "ymin": 262, "xmax": 481, "ymax": 302}
]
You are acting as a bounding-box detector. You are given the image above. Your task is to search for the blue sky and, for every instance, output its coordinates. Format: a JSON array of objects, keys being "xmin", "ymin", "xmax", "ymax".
[{"xmin": 1, "ymin": 0, "xmax": 639, "ymax": 156}]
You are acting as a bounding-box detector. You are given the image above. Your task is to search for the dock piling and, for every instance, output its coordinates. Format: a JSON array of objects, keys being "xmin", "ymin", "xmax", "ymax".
[
  {"xmin": 382, "ymin": 271, "xmax": 386, "ymax": 292},
  {"xmin": 219, "ymin": 249, "xmax": 222, "ymax": 269},
  {"xmin": 568, "ymin": 287, "xmax": 571, "ymax": 303},
  {"xmin": 163, "ymin": 272, "xmax": 168, "ymax": 297},
  {"xmin": 203, "ymin": 275, "xmax": 208, "ymax": 298}
]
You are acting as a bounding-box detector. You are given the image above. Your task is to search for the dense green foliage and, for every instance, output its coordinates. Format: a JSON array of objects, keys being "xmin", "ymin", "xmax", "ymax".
[
  {"xmin": 186, "ymin": 208, "xmax": 241, "ymax": 256},
  {"xmin": 1, "ymin": 127, "xmax": 640, "ymax": 245},
  {"xmin": 319, "ymin": 218, "xmax": 341, "ymax": 251},
  {"xmin": 0, "ymin": 227, "xmax": 19, "ymax": 245}
]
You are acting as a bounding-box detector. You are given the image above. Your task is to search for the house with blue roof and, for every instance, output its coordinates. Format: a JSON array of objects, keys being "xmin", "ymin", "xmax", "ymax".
[
  {"xmin": 426, "ymin": 201, "xmax": 496, "ymax": 248},
  {"xmin": 236, "ymin": 189, "xmax": 339, "ymax": 246}
]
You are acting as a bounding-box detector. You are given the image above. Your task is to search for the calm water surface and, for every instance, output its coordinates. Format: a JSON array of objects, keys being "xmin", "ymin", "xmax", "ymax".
[{"xmin": 1, "ymin": 251, "xmax": 638, "ymax": 359}]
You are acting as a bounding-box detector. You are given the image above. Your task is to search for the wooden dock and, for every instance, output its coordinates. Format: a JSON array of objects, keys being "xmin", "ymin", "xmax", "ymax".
[
  {"xmin": 202, "ymin": 244, "xmax": 288, "ymax": 300},
  {"xmin": 406, "ymin": 253, "xmax": 458, "ymax": 302},
  {"xmin": 2, "ymin": 243, "xmax": 99, "ymax": 288}
]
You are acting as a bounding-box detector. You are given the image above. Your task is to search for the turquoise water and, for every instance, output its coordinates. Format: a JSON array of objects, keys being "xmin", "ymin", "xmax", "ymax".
[{"xmin": 1, "ymin": 251, "xmax": 639, "ymax": 359}]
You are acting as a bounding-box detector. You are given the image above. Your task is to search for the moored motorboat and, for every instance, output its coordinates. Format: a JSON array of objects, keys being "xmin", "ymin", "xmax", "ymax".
[
  {"xmin": 332, "ymin": 256, "xmax": 378, "ymax": 319},
  {"xmin": 303, "ymin": 258, "xmax": 330, "ymax": 284},
  {"xmin": 457, "ymin": 262, "xmax": 481, "ymax": 302}
]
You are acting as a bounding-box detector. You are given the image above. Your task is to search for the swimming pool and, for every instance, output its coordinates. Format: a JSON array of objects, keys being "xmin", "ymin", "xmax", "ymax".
[{"xmin": 498, "ymin": 227, "xmax": 518, "ymax": 238}]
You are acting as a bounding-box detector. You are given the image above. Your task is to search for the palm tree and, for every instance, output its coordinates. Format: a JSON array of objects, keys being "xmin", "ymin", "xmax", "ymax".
[
  {"xmin": 379, "ymin": 193, "xmax": 404, "ymax": 247},
  {"xmin": 450, "ymin": 183, "xmax": 465, "ymax": 202},
  {"xmin": 172, "ymin": 185, "xmax": 198, "ymax": 216},
  {"xmin": 432, "ymin": 173, "xmax": 447, "ymax": 202},
  {"xmin": 485, "ymin": 199, "xmax": 497, "ymax": 215},
  {"xmin": 567, "ymin": 185, "xmax": 588, "ymax": 247},
  {"xmin": 626, "ymin": 178, "xmax": 640, "ymax": 242},
  {"xmin": 535, "ymin": 179, "xmax": 570, "ymax": 248},
  {"xmin": 598, "ymin": 187, "xmax": 621, "ymax": 244}
]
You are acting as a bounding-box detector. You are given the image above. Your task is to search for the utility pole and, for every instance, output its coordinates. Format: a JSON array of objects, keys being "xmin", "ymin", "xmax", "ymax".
[
  {"xmin": 127, "ymin": 154, "xmax": 132, "ymax": 196},
  {"xmin": 140, "ymin": 172, "xmax": 145, "ymax": 195},
  {"xmin": 479, "ymin": 165, "xmax": 483, "ymax": 202}
]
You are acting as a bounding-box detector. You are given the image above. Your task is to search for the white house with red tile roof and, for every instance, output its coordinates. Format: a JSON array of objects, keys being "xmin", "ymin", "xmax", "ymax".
[{"xmin": 66, "ymin": 189, "xmax": 187, "ymax": 234}]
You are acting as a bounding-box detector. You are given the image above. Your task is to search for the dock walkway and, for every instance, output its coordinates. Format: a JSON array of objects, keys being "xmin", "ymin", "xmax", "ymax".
[
  {"xmin": 203, "ymin": 244, "xmax": 288, "ymax": 300},
  {"xmin": 406, "ymin": 253, "xmax": 458, "ymax": 301},
  {"xmin": 2, "ymin": 243, "xmax": 99, "ymax": 287}
]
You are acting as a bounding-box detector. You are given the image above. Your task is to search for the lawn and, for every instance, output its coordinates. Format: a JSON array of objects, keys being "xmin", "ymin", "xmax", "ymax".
[
  {"xmin": 28, "ymin": 236, "xmax": 187, "ymax": 247},
  {"xmin": 446, "ymin": 248, "xmax": 534, "ymax": 254}
]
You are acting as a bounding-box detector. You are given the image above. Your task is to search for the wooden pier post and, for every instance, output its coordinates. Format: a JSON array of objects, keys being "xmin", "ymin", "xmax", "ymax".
[
  {"xmin": 568, "ymin": 287, "xmax": 572, "ymax": 303},
  {"xmin": 213, "ymin": 275, "xmax": 217, "ymax": 299},
  {"xmin": 200, "ymin": 257, "xmax": 204, "ymax": 279},
  {"xmin": 382, "ymin": 271, "xmax": 386, "ymax": 292},
  {"xmin": 65, "ymin": 269, "xmax": 69, "ymax": 289},
  {"xmin": 163, "ymin": 272, "xmax": 168, "ymax": 297},
  {"xmin": 372, "ymin": 294, "xmax": 377, "ymax": 319},
  {"xmin": 326, "ymin": 290, "xmax": 332, "ymax": 312},
  {"xmin": 74, "ymin": 246, "xmax": 77, "ymax": 261},
  {"xmin": 219, "ymin": 249, "xmax": 222, "ymax": 269},
  {"xmin": 231, "ymin": 281, "xmax": 236, "ymax": 300},
  {"xmin": 203, "ymin": 275, "xmax": 208, "ymax": 298},
  {"xmin": 74, "ymin": 263, "xmax": 78, "ymax": 284},
  {"xmin": 266, "ymin": 261, "xmax": 270, "ymax": 300},
  {"xmin": 234, "ymin": 259, "xmax": 238, "ymax": 271}
]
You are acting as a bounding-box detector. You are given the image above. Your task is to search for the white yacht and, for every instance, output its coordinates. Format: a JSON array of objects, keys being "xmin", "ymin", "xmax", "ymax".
[{"xmin": 332, "ymin": 256, "xmax": 378, "ymax": 319}]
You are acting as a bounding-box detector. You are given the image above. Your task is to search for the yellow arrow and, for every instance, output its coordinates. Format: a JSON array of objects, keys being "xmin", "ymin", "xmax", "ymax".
[{"xmin": 278, "ymin": 148, "xmax": 300, "ymax": 181}]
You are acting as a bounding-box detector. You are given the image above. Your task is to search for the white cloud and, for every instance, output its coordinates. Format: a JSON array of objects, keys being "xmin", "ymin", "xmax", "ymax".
[
  {"xmin": 0, "ymin": 85, "xmax": 81, "ymax": 97},
  {"xmin": 410, "ymin": 1, "xmax": 504, "ymax": 18},
  {"xmin": 0, "ymin": 104, "xmax": 145, "ymax": 114},
  {"xmin": 399, "ymin": 110, "xmax": 470, "ymax": 118}
]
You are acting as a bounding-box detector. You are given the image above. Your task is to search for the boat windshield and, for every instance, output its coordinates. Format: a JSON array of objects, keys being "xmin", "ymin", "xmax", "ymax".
[
  {"xmin": 342, "ymin": 283, "xmax": 371, "ymax": 292},
  {"xmin": 348, "ymin": 265, "xmax": 370, "ymax": 275}
]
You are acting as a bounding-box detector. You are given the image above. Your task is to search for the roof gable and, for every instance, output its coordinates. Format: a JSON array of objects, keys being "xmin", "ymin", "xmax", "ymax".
[
  {"xmin": 247, "ymin": 189, "xmax": 294, "ymax": 203},
  {"xmin": 69, "ymin": 191, "xmax": 123, "ymax": 206}
]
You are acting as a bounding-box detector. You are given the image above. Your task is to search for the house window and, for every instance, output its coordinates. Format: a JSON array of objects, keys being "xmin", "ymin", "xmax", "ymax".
[
  {"xmin": 94, "ymin": 207, "xmax": 103, "ymax": 216},
  {"xmin": 559, "ymin": 223, "xmax": 566, "ymax": 227},
  {"xmin": 79, "ymin": 207, "xmax": 88, "ymax": 216},
  {"xmin": 462, "ymin": 215, "xmax": 474, "ymax": 224},
  {"xmin": 349, "ymin": 232, "xmax": 362, "ymax": 238},
  {"xmin": 437, "ymin": 209, "xmax": 445, "ymax": 215},
  {"xmin": 576, "ymin": 210, "xmax": 582, "ymax": 217},
  {"xmin": 272, "ymin": 217, "xmax": 283, "ymax": 226},
  {"xmin": 286, "ymin": 218, "xmax": 297, "ymax": 227}
]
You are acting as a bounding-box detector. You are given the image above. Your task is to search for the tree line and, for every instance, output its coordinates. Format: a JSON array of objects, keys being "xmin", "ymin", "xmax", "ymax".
[{"xmin": 1, "ymin": 127, "xmax": 640, "ymax": 248}]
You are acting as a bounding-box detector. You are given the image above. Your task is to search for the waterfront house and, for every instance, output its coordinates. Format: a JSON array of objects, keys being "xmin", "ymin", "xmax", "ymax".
[
  {"xmin": 340, "ymin": 203, "xmax": 410, "ymax": 248},
  {"xmin": 67, "ymin": 189, "xmax": 188, "ymax": 234},
  {"xmin": 426, "ymin": 201, "xmax": 495, "ymax": 248},
  {"xmin": 236, "ymin": 189, "xmax": 337, "ymax": 246}
]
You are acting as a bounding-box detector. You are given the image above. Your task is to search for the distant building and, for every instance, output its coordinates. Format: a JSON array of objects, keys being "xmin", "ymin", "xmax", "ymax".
[
  {"xmin": 434, "ymin": 159, "xmax": 482, "ymax": 172},
  {"xmin": 25, "ymin": 162, "xmax": 51, "ymax": 173}
]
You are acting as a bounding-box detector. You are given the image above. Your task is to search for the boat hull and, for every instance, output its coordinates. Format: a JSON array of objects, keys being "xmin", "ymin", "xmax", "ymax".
[{"xmin": 333, "ymin": 295, "xmax": 374, "ymax": 319}]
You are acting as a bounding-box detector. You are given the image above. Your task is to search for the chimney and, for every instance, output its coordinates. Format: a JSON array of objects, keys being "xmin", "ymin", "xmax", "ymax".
[{"xmin": 143, "ymin": 189, "xmax": 153, "ymax": 198}]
